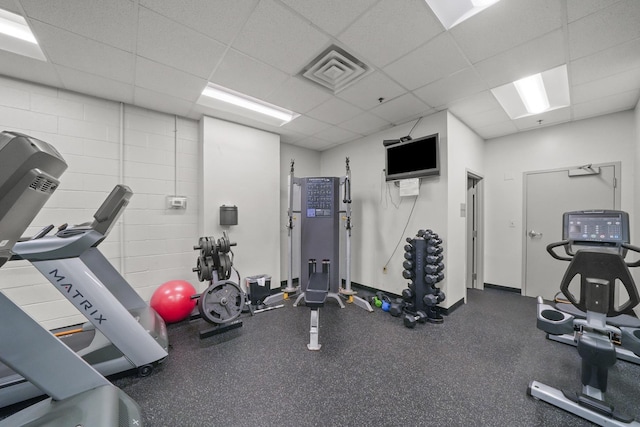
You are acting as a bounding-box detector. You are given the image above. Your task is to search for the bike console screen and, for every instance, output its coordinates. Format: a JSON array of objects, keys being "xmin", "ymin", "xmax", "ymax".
[{"xmin": 563, "ymin": 210, "xmax": 629, "ymax": 245}]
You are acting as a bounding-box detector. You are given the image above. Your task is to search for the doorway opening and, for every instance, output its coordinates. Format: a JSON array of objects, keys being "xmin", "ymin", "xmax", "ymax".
[{"xmin": 466, "ymin": 172, "xmax": 484, "ymax": 292}]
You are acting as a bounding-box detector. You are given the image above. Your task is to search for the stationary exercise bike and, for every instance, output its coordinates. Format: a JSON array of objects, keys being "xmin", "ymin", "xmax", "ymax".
[{"xmin": 529, "ymin": 210, "xmax": 640, "ymax": 426}]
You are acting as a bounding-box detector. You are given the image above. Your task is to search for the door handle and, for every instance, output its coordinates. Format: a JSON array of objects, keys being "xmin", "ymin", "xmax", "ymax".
[{"xmin": 528, "ymin": 230, "xmax": 543, "ymax": 238}]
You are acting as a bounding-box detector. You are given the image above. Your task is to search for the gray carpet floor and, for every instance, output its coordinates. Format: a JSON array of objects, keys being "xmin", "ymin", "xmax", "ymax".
[{"xmin": 2, "ymin": 287, "xmax": 639, "ymax": 426}]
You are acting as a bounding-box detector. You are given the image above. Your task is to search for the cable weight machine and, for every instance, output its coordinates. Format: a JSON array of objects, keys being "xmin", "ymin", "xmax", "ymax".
[{"xmin": 265, "ymin": 158, "xmax": 372, "ymax": 350}]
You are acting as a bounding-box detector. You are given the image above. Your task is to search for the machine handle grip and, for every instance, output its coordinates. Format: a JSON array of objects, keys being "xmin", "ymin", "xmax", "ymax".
[
  {"xmin": 622, "ymin": 243, "xmax": 640, "ymax": 267},
  {"xmin": 546, "ymin": 240, "xmax": 572, "ymax": 261}
]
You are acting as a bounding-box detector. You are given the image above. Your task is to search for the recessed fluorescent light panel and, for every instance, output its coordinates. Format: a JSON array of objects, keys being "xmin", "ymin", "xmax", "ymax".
[
  {"xmin": 198, "ymin": 83, "xmax": 300, "ymax": 126},
  {"xmin": 426, "ymin": 0, "xmax": 500, "ymax": 29},
  {"xmin": 0, "ymin": 8, "xmax": 46, "ymax": 61},
  {"xmin": 491, "ymin": 65, "xmax": 570, "ymax": 119}
]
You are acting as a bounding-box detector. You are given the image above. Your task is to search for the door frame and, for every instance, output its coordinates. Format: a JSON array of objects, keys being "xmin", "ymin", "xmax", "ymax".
[
  {"xmin": 521, "ymin": 161, "xmax": 621, "ymax": 297},
  {"xmin": 466, "ymin": 170, "xmax": 484, "ymax": 292}
]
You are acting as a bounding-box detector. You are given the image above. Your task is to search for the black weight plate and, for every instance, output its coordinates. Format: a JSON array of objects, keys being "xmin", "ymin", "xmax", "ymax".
[
  {"xmin": 217, "ymin": 253, "xmax": 232, "ymax": 280},
  {"xmin": 198, "ymin": 281, "xmax": 244, "ymax": 324}
]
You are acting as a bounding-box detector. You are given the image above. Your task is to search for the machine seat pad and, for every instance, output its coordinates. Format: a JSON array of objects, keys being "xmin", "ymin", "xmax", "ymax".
[
  {"xmin": 304, "ymin": 272, "xmax": 329, "ymax": 308},
  {"xmin": 577, "ymin": 334, "xmax": 617, "ymax": 368}
]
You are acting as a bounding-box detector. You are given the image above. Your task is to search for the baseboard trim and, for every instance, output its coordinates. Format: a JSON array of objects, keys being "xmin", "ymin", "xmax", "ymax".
[
  {"xmin": 278, "ymin": 278, "xmax": 462, "ymax": 314},
  {"xmin": 484, "ymin": 283, "xmax": 522, "ymax": 294}
]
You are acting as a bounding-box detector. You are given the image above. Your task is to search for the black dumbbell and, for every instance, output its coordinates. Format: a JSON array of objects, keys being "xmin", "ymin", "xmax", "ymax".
[
  {"xmin": 401, "ymin": 288, "xmax": 414, "ymax": 302},
  {"xmin": 426, "ymin": 245, "xmax": 443, "ymax": 255},
  {"xmin": 423, "ymin": 290, "xmax": 445, "ymax": 306},
  {"xmin": 426, "ymin": 254, "xmax": 443, "ymax": 264},
  {"xmin": 425, "ymin": 263, "xmax": 444, "ymax": 274},
  {"xmin": 403, "ymin": 310, "xmax": 428, "ymax": 328},
  {"xmin": 425, "ymin": 272, "xmax": 444, "ymax": 284},
  {"xmin": 389, "ymin": 299, "xmax": 405, "ymax": 317}
]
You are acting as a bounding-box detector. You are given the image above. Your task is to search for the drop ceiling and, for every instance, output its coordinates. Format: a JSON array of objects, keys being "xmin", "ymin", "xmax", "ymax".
[{"xmin": 0, "ymin": 0, "xmax": 639, "ymax": 151}]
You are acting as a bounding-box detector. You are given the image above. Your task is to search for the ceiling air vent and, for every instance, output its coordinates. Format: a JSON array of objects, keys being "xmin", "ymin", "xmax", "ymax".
[{"xmin": 300, "ymin": 45, "xmax": 371, "ymax": 94}]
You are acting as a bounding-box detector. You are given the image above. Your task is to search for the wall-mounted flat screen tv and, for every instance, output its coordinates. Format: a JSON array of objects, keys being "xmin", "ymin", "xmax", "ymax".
[{"xmin": 384, "ymin": 133, "xmax": 439, "ymax": 181}]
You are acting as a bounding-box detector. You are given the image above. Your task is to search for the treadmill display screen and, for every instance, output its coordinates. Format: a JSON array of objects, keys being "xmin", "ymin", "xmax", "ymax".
[{"xmin": 564, "ymin": 212, "xmax": 627, "ymax": 244}]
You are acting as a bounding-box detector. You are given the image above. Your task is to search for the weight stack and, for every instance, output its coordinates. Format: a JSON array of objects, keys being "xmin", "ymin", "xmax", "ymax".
[{"xmin": 401, "ymin": 229, "xmax": 446, "ymax": 324}]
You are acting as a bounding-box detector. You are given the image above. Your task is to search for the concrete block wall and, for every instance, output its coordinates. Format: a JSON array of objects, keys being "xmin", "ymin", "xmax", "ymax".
[{"xmin": 0, "ymin": 76, "xmax": 199, "ymax": 330}]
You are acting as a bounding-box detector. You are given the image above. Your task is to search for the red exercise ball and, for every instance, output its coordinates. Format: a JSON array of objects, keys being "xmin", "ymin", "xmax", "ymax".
[{"xmin": 150, "ymin": 280, "xmax": 197, "ymax": 323}]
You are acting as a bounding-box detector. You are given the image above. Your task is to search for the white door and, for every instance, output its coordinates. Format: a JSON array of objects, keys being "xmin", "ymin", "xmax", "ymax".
[{"xmin": 523, "ymin": 163, "xmax": 619, "ymax": 299}]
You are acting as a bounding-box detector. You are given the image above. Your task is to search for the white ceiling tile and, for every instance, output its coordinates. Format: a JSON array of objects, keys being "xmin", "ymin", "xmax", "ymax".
[
  {"xmin": 296, "ymin": 136, "xmax": 336, "ymax": 151},
  {"xmin": 0, "ymin": 50, "xmax": 62, "ymax": 88},
  {"xmin": 572, "ymin": 89, "xmax": 640, "ymax": 120},
  {"xmin": 474, "ymin": 120, "xmax": 518, "ymax": 140},
  {"xmin": 336, "ymin": 72, "xmax": 406, "ymax": 110},
  {"xmin": 232, "ymin": 0, "xmax": 330, "ymax": 74},
  {"xmin": 281, "ymin": 115, "xmax": 331, "ymax": 136},
  {"xmin": 474, "ymin": 30, "xmax": 566, "ymax": 88},
  {"xmin": 447, "ymin": 91, "xmax": 502, "ymax": 117},
  {"xmin": 136, "ymin": 7, "xmax": 227, "ymax": 79},
  {"xmin": 56, "ymin": 66, "xmax": 134, "ymax": 104},
  {"xmin": 280, "ymin": 0, "xmax": 379, "ymax": 37},
  {"xmin": 133, "ymin": 87, "xmax": 193, "ymax": 117},
  {"xmin": 0, "ymin": 0, "xmax": 20, "ymax": 13},
  {"xmin": 570, "ymin": 38, "xmax": 640, "ymax": 85},
  {"xmin": 369, "ymin": 93, "xmax": 431, "ymax": 124},
  {"xmin": 454, "ymin": 107, "xmax": 511, "ymax": 130},
  {"xmin": 566, "ymin": 0, "xmax": 623, "ymax": 22},
  {"xmin": 139, "ymin": 0, "xmax": 258, "ymax": 45},
  {"xmin": 264, "ymin": 76, "xmax": 332, "ymax": 114},
  {"xmin": 0, "ymin": 0, "xmax": 637, "ymax": 147},
  {"xmin": 135, "ymin": 57, "xmax": 207, "ymax": 102},
  {"xmin": 21, "ymin": 0, "xmax": 136, "ymax": 51},
  {"xmin": 383, "ymin": 33, "xmax": 468, "ymax": 91},
  {"xmin": 568, "ymin": 0, "xmax": 640, "ymax": 60},
  {"xmin": 450, "ymin": 0, "xmax": 563, "ymax": 63},
  {"xmin": 513, "ymin": 107, "xmax": 571, "ymax": 131},
  {"xmin": 31, "ymin": 21, "xmax": 135, "ymax": 84},
  {"xmin": 339, "ymin": 112, "xmax": 391, "ymax": 135},
  {"xmin": 338, "ymin": 0, "xmax": 443, "ymax": 68},
  {"xmin": 210, "ymin": 49, "xmax": 289, "ymax": 99},
  {"xmin": 306, "ymin": 98, "xmax": 364, "ymax": 125},
  {"xmin": 413, "ymin": 68, "xmax": 485, "ymax": 108},
  {"xmin": 278, "ymin": 128, "xmax": 306, "ymax": 144},
  {"xmin": 572, "ymin": 68, "xmax": 640, "ymax": 104},
  {"xmin": 314, "ymin": 126, "xmax": 359, "ymax": 144}
]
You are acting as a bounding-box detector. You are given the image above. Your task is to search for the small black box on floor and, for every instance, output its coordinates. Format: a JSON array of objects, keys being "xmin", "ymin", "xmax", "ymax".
[{"xmin": 246, "ymin": 274, "xmax": 271, "ymax": 305}]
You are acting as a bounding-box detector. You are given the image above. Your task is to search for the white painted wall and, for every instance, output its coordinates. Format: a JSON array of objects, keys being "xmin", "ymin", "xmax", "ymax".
[
  {"xmin": 0, "ymin": 76, "xmax": 200, "ymax": 330},
  {"xmin": 320, "ymin": 112, "xmax": 467, "ymax": 306},
  {"xmin": 484, "ymin": 111, "xmax": 636, "ymax": 290},
  {"xmin": 446, "ymin": 112, "xmax": 485, "ymax": 304},
  {"xmin": 200, "ymin": 117, "xmax": 280, "ymax": 290}
]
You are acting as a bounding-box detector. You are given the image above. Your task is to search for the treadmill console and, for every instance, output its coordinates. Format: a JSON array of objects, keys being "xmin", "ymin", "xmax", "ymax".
[{"xmin": 562, "ymin": 210, "xmax": 629, "ymax": 248}]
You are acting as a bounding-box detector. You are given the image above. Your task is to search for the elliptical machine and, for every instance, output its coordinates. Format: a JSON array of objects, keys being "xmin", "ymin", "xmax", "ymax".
[{"xmin": 529, "ymin": 210, "xmax": 640, "ymax": 426}]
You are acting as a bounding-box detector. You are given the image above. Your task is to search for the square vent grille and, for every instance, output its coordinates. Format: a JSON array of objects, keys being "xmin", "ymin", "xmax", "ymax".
[{"xmin": 300, "ymin": 45, "xmax": 372, "ymax": 94}]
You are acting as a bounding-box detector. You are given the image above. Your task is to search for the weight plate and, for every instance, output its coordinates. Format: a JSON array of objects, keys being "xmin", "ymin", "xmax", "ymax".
[
  {"xmin": 196, "ymin": 237, "xmax": 208, "ymax": 256},
  {"xmin": 217, "ymin": 253, "xmax": 232, "ymax": 280},
  {"xmin": 198, "ymin": 280, "xmax": 245, "ymax": 324},
  {"xmin": 218, "ymin": 232, "xmax": 231, "ymax": 254}
]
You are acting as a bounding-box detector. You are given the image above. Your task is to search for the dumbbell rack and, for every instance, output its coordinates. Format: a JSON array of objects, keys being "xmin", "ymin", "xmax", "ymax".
[{"xmin": 400, "ymin": 229, "xmax": 446, "ymax": 327}]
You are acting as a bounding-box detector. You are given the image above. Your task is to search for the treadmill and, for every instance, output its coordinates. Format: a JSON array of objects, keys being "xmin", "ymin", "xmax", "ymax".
[
  {"xmin": 0, "ymin": 130, "xmax": 143, "ymax": 426},
  {"xmin": 0, "ymin": 183, "xmax": 169, "ymax": 408}
]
